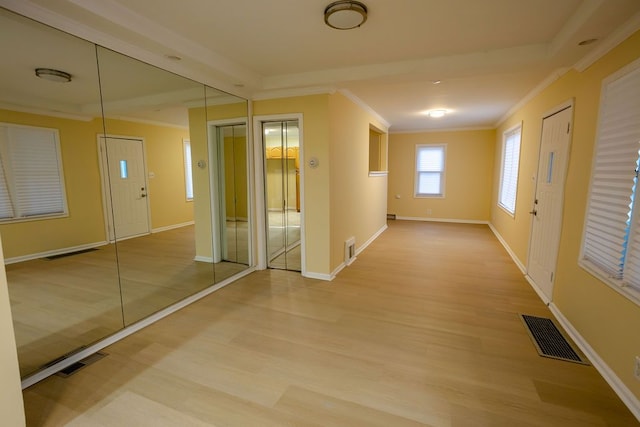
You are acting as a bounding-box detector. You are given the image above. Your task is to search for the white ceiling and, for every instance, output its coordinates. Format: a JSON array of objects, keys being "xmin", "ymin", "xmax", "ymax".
[{"xmin": 2, "ymin": 0, "xmax": 640, "ymax": 132}]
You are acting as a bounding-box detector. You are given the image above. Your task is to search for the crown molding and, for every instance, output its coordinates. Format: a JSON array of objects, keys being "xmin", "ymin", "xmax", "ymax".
[
  {"xmin": 338, "ymin": 89, "xmax": 390, "ymax": 130},
  {"xmin": 390, "ymin": 126, "xmax": 494, "ymax": 135},
  {"xmin": 573, "ymin": 10, "xmax": 640, "ymax": 72},
  {"xmin": 494, "ymin": 67, "xmax": 570, "ymax": 128}
]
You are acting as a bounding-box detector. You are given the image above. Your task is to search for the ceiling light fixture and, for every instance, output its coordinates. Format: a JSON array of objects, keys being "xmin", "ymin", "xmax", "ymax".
[
  {"xmin": 427, "ymin": 109, "xmax": 447, "ymax": 118},
  {"xmin": 35, "ymin": 68, "xmax": 72, "ymax": 83},
  {"xmin": 578, "ymin": 38, "xmax": 598, "ymax": 46},
  {"xmin": 324, "ymin": 1, "xmax": 368, "ymax": 30}
]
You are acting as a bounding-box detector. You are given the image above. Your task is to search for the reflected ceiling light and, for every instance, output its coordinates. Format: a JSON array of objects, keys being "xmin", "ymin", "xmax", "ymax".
[
  {"xmin": 427, "ymin": 109, "xmax": 447, "ymax": 118},
  {"xmin": 324, "ymin": 1, "xmax": 368, "ymax": 30},
  {"xmin": 432, "ymin": 80, "xmax": 442, "ymax": 85},
  {"xmin": 35, "ymin": 68, "xmax": 71, "ymax": 83},
  {"xmin": 578, "ymin": 38, "xmax": 598, "ymax": 46}
]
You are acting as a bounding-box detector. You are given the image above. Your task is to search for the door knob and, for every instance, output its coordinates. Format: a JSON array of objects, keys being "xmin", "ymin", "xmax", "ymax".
[{"xmin": 529, "ymin": 210, "xmax": 537, "ymax": 216}]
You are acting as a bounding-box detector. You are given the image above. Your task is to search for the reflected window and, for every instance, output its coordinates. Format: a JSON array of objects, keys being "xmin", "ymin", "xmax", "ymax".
[
  {"xmin": 0, "ymin": 123, "xmax": 68, "ymax": 221},
  {"xmin": 119, "ymin": 160, "xmax": 128, "ymax": 179},
  {"xmin": 183, "ymin": 139, "xmax": 193, "ymax": 200}
]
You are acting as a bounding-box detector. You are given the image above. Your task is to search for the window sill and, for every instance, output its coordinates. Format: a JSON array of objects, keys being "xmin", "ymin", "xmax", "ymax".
[
  {"xmin": 368, "ymin": 171, "xmax": 388, "ymax": 177},
  {"xmin": 414, "ymin": 194, "xmax": 445, "ymax": 199},
  {"xmin": 0, "ymin": 212, "xmax": 69, "ymax": 224},
  {"xmin": 579, "ymin": 260, "xmax": 640, "ymax": 307},
  {"xmin": 497, "ymin": 203, "xmax": 516, "ymax": 218}
]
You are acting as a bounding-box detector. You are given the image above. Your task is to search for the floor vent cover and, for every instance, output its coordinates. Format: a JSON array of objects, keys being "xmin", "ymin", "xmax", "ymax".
[
  {"xmin": 46, "ymin": 248, "xmax": 98, "ymax": 260},
  {"xmin": 56, "ymin": 352, "xmax": 107, "ymax": 377},
  {"xmin": 520, "ymin": 315, "xmax": 589, "ymax": 365}
]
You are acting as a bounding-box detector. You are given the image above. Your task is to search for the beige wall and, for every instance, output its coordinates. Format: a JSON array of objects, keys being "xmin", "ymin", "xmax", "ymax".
[
  {"xmin": 388, "ymin": 130, "xmax": 495, "ymax": 222},
  {"xmin": 102, "ymin": 118, "xmax": 193, "ymax": 230},
  {"xmin": 254, "ymin": 95, "xmax": 332, "ymax": 276},
  {"xmin": 0, "ymin": 110, "xmax": 194, "ymax": 260},
  {"xmin": 491, "ymin": 31, "xmax": 640, "ymax": 399},
  {"xmin": 0, "ymin": 236, "xmax": 25, "ymax": 426},
  {"xmin": 0, "ymin": 110, "xmax": 106, "ymax": 259},
  {"xmin": 328, "ymin": 92, "xmax": 389, "ymax": 273},
  {"xmin": 188, "ymin": 102, "xmax": 248, "ymax": 261}
]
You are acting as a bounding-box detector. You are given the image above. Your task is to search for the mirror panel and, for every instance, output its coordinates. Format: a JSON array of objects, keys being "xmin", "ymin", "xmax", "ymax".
[
  {"xmin": 204, "ymin": 85, "xmax": 250, "ymax": 283},
  {"xmin": 96, "ymin": 46, "xmax": 216, "ymax": 325},
  {"xmin": 0, "ymin": 9, "xmax": 123, "ymax": 376}
]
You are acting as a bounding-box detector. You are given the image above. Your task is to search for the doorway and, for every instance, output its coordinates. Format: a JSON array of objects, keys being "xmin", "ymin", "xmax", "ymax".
[
  {"xmin": 263, "ymin": 120, "xmax": 301, "ymax": 271},
  {"xmin": 209, "ymin": 122, "xmax": 250, "ymax": 266},
  {"xmin": 99, "ymin": 136, "xmax": 150, "ymax": 241},
  {"xmin": 527, "ymin": 103, "xmax": 573, "ymax": 302}
]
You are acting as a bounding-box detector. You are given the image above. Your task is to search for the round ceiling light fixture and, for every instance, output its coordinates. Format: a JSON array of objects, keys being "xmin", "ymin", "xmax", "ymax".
[
  {"xmin": 324, "ymin": 1, "xmax": 368, "ymax": 30},
  {"xmin": 35, "ymin": 68, "xmax": 72, "ymax": 83},
  {"xmin": 427, "ymin": 109, "xmax": 447, "ymax": 118}
]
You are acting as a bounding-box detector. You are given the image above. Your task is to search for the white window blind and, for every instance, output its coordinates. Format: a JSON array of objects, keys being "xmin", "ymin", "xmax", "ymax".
[
  {"xmin": 0, "ymin": 124, "xmax": 67, "ymax": 221},
  {"xmin": 415, "ymin": 145, "xmax": 445, "ymax": 197},
  {"xmin": 183, "ymin": 139, "xmax": 193, "ymax": 201},
  {"xmin": 582, "ymin": 63, "xmax": 640, "ymax": 293},
  {"xmin": 498, "ymin": 125, "xmax": 522, "ymax": 214}
]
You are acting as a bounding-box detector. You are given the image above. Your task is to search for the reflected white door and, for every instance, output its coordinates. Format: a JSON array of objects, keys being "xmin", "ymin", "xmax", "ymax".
[
  {"xmin": 527, "ymin": 106, "xmax": 573, "ymax": 301},
  {"xmin": 103, "ymin": 137, "xmax": 150, "ymax": 240}
]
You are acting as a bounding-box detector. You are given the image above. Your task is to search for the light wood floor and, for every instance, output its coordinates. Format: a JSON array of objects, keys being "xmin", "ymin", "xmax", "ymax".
[
  {"xmin": 23, "ymin": 221, "xmax": 639, "ymax": 426},
  {"xmin": 8, "ymin": 225, "xmax": 248, "ymax": 377}
]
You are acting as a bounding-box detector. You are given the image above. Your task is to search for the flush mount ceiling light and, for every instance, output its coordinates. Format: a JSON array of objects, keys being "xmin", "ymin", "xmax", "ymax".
[
  {"xmin": 427, "ymin": 109, "xmax": 448, "ymax": 118},
  {"xmin": 35, "ymin": 68, "xmax": 72, "ymax": 83},
  {"xmin": 324, "ymin": 1, "xmax": 368, "ymax": 30}
]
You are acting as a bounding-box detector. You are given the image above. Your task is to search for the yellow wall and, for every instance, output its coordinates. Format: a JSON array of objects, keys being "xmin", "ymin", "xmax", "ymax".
[
  {"xmin": 0, "ymin": 110, "xmax": 194, "ymax": 260},
  {"xmin": 102, "ymin": 118, "xmax": 192, "ymax": 230},
  {"xmin": 328, "ymin": 92, "xmax": 389, "ymax": 273},
  {"xmin": 254, "ymin": 95, "xmax": 331, "ymax": 275},
  {"xmin": 188, "ymin": 102, "xmax": 248, "ymax": 261},
  {"xmin": 0, "ymin": 110, "xmax": 106, "ymax": 259},
  {"xmin": 389, "ymin": 130, "xmax": 495, "ymax": 221},
  {"xmin": 0, "ymin": 236, "xmax": 25, "ymax": 426},
  {"xmin": 491, "ymin": 31, "xmax": 640, "ymax": 399}
]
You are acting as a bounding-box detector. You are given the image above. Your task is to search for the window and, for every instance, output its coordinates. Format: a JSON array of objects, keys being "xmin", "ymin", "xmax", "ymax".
[
  {"xmin": 415, "ymin": 144, "xmax": 445, "ymax": 197},
  {"xmin": 0, "ymin": 123, "xmax": 67, "ymax": 222},
  {"xmin": 498, "ymin": 124, "xmax": 522, "ymax": 215},
  {"xmin": 183, "ymin": 139, "xmax": 193, "ymax": 201},
  {"xmin": 582, "ymin": 60, "xmax": 640, "ymax": 300}
]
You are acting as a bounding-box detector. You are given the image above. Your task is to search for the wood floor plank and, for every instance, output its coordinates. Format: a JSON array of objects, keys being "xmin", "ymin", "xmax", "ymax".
[{"xmin": 21, "ymin": 221, "xmax": 639, "ymax": 426}]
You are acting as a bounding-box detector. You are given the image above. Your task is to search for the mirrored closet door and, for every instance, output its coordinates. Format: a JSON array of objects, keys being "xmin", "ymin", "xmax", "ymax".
[{"xmin": 0, "ymin": 7, "xmax": 251, "ymax": 380}]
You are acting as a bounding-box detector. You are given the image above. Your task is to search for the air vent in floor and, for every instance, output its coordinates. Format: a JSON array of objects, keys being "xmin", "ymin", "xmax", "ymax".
[
  {"xmin": 56, "ymin": 352, "xmax": 107, "ymax": 377},
  {"xmin": 520, "ymin": 314, "xmax": 588, "ymax": 364}
]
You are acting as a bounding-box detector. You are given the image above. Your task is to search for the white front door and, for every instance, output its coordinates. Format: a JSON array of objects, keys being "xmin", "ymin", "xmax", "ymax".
[
  {"xmin": 527, "ymin": 105, "xmax": 573, "ymax": 301},
  {"xmin": 102, "ymin": 137, "xmax": 150, "ymax": 240}
]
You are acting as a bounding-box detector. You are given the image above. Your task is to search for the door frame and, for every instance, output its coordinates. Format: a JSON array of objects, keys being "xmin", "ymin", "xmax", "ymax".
[
  {"xmin": 207, "ymin": 118, "xmax": 251, "ymax": 265},
  {"xmin": 97, "ymin": 134, "xmax": 151, "ymax": 242},
  {"xmin": 252, "ymin": 113, "xmax": 305, "ymax": 274},
  {"xmin": 525, "ymin": 99, "xmax": 574, "ymax": 304}
]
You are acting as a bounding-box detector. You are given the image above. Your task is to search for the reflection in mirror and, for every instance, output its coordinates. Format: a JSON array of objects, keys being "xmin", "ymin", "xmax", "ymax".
[
  {"xmin": 95, "ymin": 46, "xmax": 217, "ymax": 325},
  {"xmin": 204, "ymin": 85, "xmax": 250, "ymax": 283},
  {"xmin": 0, "ymin": 9, "xmax": 123, "ymax": 377},
  {"xmin": 264, "ymin": 121, "xmax": 302, "ymax": 271}
]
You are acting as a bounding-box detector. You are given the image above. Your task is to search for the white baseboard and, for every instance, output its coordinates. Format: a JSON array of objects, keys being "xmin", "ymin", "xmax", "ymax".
[
  {"xmin": 357, "ymin": 224, "xmax": 388, "ymax": 256},
  {"xmin": 488, "ymin": 223, "xmax": 527, "ymax": 274},
  {"xmin": 303, "ymin": 271, "xmax": 334, "ymax": 281},
  {"xmin": 549, "ymin": 303, "xmax": 640, "ymax": 421},
  {"xmin": 20, "ymin": 266, "xmax": 256, "ymax": 390},
  {"xmin": 319, "ymin": 223, "xmax": 389, "ymax": 281},
  {"xmin": 194, "ymin": 256, "xmax": 214, "ymax": 263},
  {"xmin": 396, "ymin": 216, "xmax": 489, "ymax": 225},
  {"xmin": 151, "ymin": 221, "xmax": 194, "ymax": 233},
  {"xmin": 4, "ymin": 241, "xmax": 109, "ymax": 265}
]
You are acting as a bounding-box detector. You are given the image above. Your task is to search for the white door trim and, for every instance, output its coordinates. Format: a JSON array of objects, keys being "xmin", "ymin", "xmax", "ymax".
[
  {"xmin": 252, "ymin": 113, "xmax": 305, "ymax": 274},
  {"xmin": 207, "ymin": 118, "xmax": 251, "ymax": 265},
  {"xmin": 526, "ymin": 99, "xmax": 574, "ymax": 302},
  {"xmin": 97, "ymin": 134, "xmax": 151, "ymax": 242}
]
